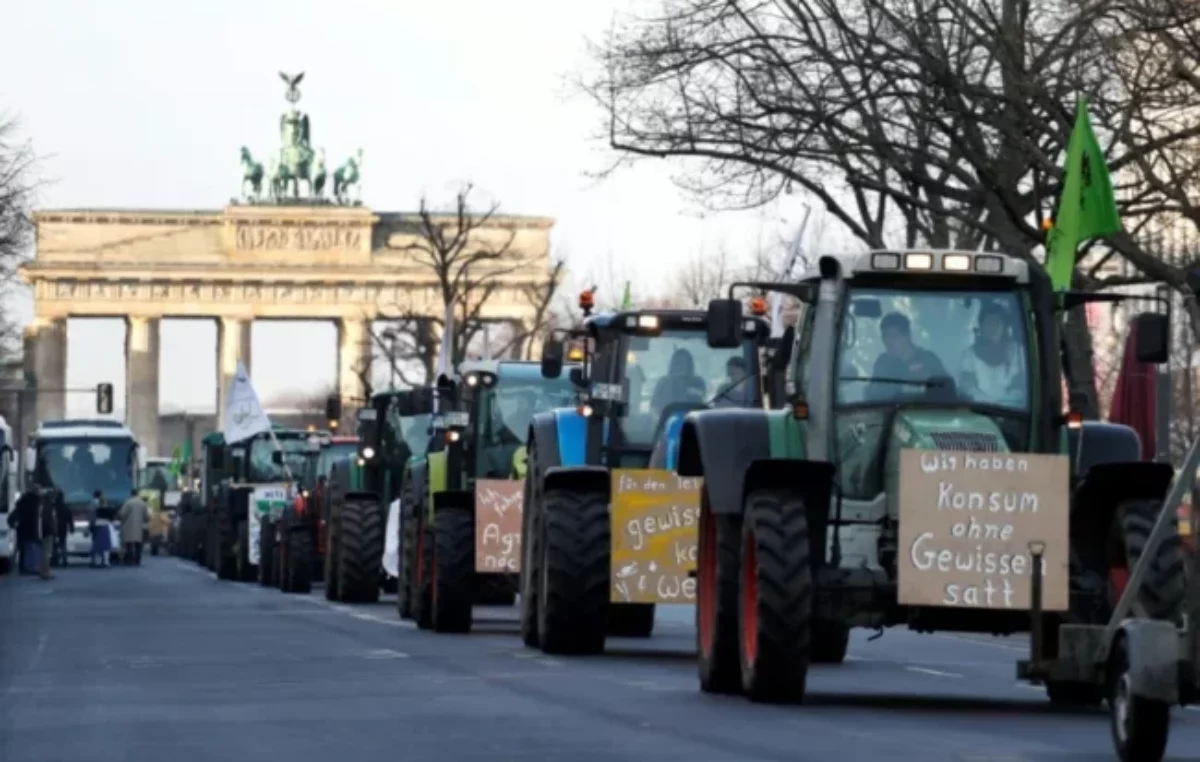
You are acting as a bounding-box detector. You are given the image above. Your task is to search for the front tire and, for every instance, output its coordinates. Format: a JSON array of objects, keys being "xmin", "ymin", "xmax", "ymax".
[
  {"xmin": 519, "ymin": 455, "xmax": 541, "ymax": 648},
  {"xmin": 397, "ymin": 509, "xmax": 418, "ymax": 620},
  {"xmin": 1110, "ymin": 636, "xmax": 1170, "ymax": 762},
  {"xmin": 739, "ymin": 488, "xmax": 813, "ymax": 704},
  {"xmin": 283, "ymin": 530, "xmax": 313, "ymax": 594},
  {"xmin": 258, "ymin": 520, "xmax": 277, "ymax": 587},
  {"xmin": 338, "ymin": 499, "xmax": 383, "ymax": 604},
  {"xmin": 698, "ymin": 493, "xmax": 743, "ymax": 694},
  {"xmin": 537, "ymin": 489, "xmax": 609, "ymax": 655},
  {"xmin": 431, "ymin": 506, "xmax": 475, "ymax": 634}
]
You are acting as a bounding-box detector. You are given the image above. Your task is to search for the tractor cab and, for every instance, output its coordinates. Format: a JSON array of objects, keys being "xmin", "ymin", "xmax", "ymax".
[{"xmin": 541, "ymin": 294, "xmax": 770, "ymax": 470}]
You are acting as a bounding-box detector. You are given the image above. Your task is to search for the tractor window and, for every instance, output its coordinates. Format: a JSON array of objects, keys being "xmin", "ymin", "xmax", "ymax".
[
  {"xmin": 622, "ymin": 329, "xmax": 758, "ymax": 445},
  {"xmin": 138, "ymin": 462, "xmax": 174, "ymax": 491},
  {"xmin": 836, "ymin": 289, "xmax": 1030, "ymax": 412},
  {"xmin": 476, "ymin": 376, "xmax": 575, "ymax": 477},
  {"xmin": 248, "ymin": 436, "xmax": 310, "ymax": 483}
]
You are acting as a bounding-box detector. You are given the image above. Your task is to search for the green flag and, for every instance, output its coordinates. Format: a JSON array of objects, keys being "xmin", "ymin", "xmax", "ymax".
[
  {"xmin": 168, "ymin": 444, "xmax": 182, "ymax": 476},
  {"xmin": 1045, "ymin": 95, "xmax": 1122, "ymax": 291},
  {"xmin": 621, "ymin": 281, "xmax": 633, "ymax": 309}
]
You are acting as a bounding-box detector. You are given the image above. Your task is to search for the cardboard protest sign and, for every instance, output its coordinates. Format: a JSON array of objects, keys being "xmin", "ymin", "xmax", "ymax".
[
  {"xmin": 474, "ymin": 479, "xmax": 523, "ymax": 573},
  {"xmin": 610, "ymin": 469, "xmax": 701, "ymax": 604},
  {"xmin": 897, "ymin": 449, "xmax": 1069, "ymax": 611}
]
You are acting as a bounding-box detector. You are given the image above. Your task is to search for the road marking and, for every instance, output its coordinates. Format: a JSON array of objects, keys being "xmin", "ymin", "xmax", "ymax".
[
  {"xmin": 1014, "ymin": 683, "xmax": 1042, "ymax": 691},
  {"xmin": 933, "ymin": 633, "xmax": 1026, "ymax": 652},
  {"xmin": 360, "ymin": 648, "xmax": 409, "ymax": 659},
  {"xmin": 906, "ymin": 666, "xmax": 963, "ymax": 678},
  {"xmin": 535, "ymin": 658, "xmax": 562, "ymax": 668}
]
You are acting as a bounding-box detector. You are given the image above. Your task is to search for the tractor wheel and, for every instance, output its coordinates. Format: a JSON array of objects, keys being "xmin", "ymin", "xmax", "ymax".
[
  {"xmin": 414, "ymin": 521, "xmax": 435, "ymax": 630},
  {"xmin": 258, "ymin": 521, "xmax": 277, "ymax": 587},
  {"xmin": 537, "ymin": 489, "xmax": 609, "ymax": 655},
  {"xmin": 697, "ymin": 494, "xmax": 742, "ymax": 694},
  {"xmin": 739, "ymin": 488, "xmax": 813, "ymax": 704},
  {"xmin": 519, "ymin": 484, "xmax": 542, "ymax": 648},
  {"xmin": 1115, "ymin": 499, "xmax": 1186, "ymax": 621},
  {"xmin": 236, "ymin": 519, "xmax": 255, "ymax": 582},
  {"xmin": 283, "ymin": 530, "xmax": 313, "ymax": 594},
  {"xmin": 397, "ymin": 511, "xmax": 418, "ymax": 620},
  {"xmin": 323, "ymin": 515, "xmax": 341, "ymax": 601},
  {"xmin": 607, "ymin": 604, "xmax": 655, "ymax": 638},
  {"xmin": 337, "ymin": 499, "xmax": 384, "ymax": 604},
  {"xmin": 811, "ymin": 621, "xmax": 850, "ymax": 664},
  {"xmin": 215, "ymin": 510, "xmax": 237, "ymax": 580},
  {"xmin": 1110, "ymin": 635, "xmax": 1170, "ymax": 762},
  {"xmin": 431, "ymin": 506, "xmax": 475, "ymax": 634}
]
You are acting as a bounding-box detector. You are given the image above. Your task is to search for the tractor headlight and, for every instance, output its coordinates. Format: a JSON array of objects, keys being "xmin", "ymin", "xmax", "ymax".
[
  {"xmin": 362, "ymin": 446, "xmax": 376, "ymax": 460},
  {"xmin": 904, "ymin": 253, "xmax": 933, "ymax": 269}
]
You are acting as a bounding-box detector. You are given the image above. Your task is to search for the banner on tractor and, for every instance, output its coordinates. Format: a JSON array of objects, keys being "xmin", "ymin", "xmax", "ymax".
[
  {"xmin": 475, "ymin": 479, "xmax": 523, "ymax": 573},
  {"xmin": 247, "ymin": 483, "xmax": 290, "ymax": 567},
  {"xmin": 897, "ymin": 450, "xmax": 1069, "ymax": 611},
  {"xmin": 610, "ymin": 469, "xmax": 701, "ymax": 604}
]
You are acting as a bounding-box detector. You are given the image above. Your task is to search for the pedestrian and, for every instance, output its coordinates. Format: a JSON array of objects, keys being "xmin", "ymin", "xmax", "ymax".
[
  {"xmin": 6, "ymin": 488, "xmax": 50, "ymax": 578},
  {"xmin": 54, "ymin": 494, "xmax": 72, "ymax": 567},
  {"xmin": 89, "ymin": 490, "xmax": 113, "ymax": 567},
  {"xmin": 117, "ymin": 489, "xmax": 150, "ymax": 566},
  {"xmin": 38, "ymin": 490, "xmax": 57, "ymax": 580}
]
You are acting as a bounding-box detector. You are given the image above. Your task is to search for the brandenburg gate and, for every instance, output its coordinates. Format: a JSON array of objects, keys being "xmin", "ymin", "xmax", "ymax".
[{"xmin": 17, "ymin": 73, "xmax": 548, "ymax": 456}]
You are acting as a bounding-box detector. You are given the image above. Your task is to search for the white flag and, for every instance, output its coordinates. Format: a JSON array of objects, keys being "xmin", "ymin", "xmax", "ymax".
[{"xmin": 223, "ymin": 362, "xmax": 271, "ymax": 444}]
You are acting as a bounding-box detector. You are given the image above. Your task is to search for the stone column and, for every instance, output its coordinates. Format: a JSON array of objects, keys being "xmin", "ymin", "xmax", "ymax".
[
  {"xmin": 337, "ymin": 317, "xmax": 371, "ymax": 426},
  {"xmin": 26, "ymin": 317, "xmax": 67, "ymax": 428},
  {"xmin": 216, "ymin": 317, "xmax": 253, "ymax": 430},
  {"xmin": 125, "ymin": 316, "xmax": 161, "ymax": 455}
]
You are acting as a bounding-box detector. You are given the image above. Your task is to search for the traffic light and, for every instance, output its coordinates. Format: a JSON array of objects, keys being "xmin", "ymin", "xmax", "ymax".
[
  {"xmin": 96, "ymin": 383, "xmax": 114, "ymax": 415},
  {"xmin": 325, "ymin": 394, "xmax": 342, "ymax": 424}
]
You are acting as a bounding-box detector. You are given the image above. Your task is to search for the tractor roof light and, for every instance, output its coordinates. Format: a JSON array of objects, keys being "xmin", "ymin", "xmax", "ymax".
[
  {"xmin": 749, "ymin": 296, "xmax": 768, "ymax": 316},
  {"xmin": 579, "ymin": 290, "xmax": 595, "ymax": 313},
  {"xmin": 975, "ymin": 255, "xmax": 1004, "ymax": 274},
  {"xmin": 465, "ymin": 373, "xmax": 480, "ymax": 387},
  {"xmin": 943, "ymin": 254, "xmax": 971, "ymax": 271},
  {"xmin": 872, "ymin": 252, "xmax": 901, "ymax": 270},
  {"xmin": 637, "ymin": 314, "xmax": 660, "ymax": 330},
  {"xmin": 1066, "ymin": 410, "xmax": 1084, "ymax": 430},
  {"xmin": 905, "ymin": 253, "xmax": 934, "ymax": 269},
  {"xmin": 567, "ymin": 346, "xmax": 585, "ymax": 362}
]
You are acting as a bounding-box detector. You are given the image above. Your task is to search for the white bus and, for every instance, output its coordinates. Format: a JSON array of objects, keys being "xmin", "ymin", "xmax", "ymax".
[
  {"xmin": 28, "ymin": 420, "xmax": 144, "ymax": 560},
  {"xmin": 0, "ymin": 415, "xmax": 16, "ymax": 574}
]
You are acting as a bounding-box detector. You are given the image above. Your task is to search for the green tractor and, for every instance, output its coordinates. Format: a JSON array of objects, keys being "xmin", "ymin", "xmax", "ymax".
[
  {"xmin": 399, "ymin": 360, "xmax": 577, "ymax": 633},
  {"xmin": 323, "ymin": 388, "xmax": 434, "ymax": 604},
  {"xmin": 203, "ymin": 427, "xmax": 309, "ymax": 582},
  {"xmin": 679, "ymin": 249, "xmax": 1183, "ymax": 704}
]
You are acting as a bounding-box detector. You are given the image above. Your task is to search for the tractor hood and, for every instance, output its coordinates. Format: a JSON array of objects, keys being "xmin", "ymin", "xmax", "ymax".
[{"xmin": 891, "ymin": 409, "xmax": 1010, "ymax": 453}]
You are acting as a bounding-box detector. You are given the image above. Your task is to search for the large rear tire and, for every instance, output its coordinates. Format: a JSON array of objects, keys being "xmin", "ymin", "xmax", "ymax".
[
  {"xmin": 236, "ymin": 519, "xmax": 254, "ymax": 582},
  {"xmin": 607, "ymin": 604, "xmax": 655, "ymax": 638},
  {"xmin": 215, "ymin": 510, "xmax": 237, "ymax": 580},
  {"xmin": 337, "ymin": 499, "xmax": 383, "ymax": 604},
  {"xmin": 258, "ymin": 520, "xmax": 277, "ymax": 587},
  {"xmin": 536, "ymin": 489, "xmax": 609, "ymax": 655},
  {"xmin": 413, "ymin": 520, "xmax": 435, "ymax": 630},
  {"xmin": 324, "ymin": 514, "xmax": 341, "ymax": 601},
  {"xmin": 397, "ymin": 509, "xmax": 418, "ymax": 619},
  {"xmin": 519, "ymin": 457, "xmax": 541, "ymax": 648},
  {"xmin": 1116, "ymin": 499, "xmax": 1186, "ymax": 621},
  {"xmin": 697, "ymin": 494, "xmax": 742, "ymax": 694},
  {"xmin": 283, "ymin": 530, "xmax": 313, "ymax": 594},
  {"xmin": 811, "ymin": 621, "xmax": 850, "ymax": 664},
  {"xmin": 432, "ymin": 506, "xmax": 475, "ymax": 634},
  {"xmin": 739, "ymin": 488, "xmax": 813, "ymax": 704}
]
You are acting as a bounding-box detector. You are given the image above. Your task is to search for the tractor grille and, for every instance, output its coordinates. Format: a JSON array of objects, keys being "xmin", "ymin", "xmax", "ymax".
[{"xmin": 929, "ymin": 431, "xmax": 1001, "ymax": 452}]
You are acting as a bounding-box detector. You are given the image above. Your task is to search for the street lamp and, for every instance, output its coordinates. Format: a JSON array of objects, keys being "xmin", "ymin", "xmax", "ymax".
[{"xmin": 381, "ymin": 327, "xmax": 398, "ymax": 388}]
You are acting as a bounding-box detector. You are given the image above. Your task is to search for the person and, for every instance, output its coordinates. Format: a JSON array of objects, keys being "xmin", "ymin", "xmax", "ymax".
[
  {"xmin": 959, "ymin": 302, "xmax": 1026, "ymax": 407},
  {"xmin": 7, "ymin": 488, "xmax": 51, "ymax": 578},
  {"xmin": 651, "ymin": 348, "xmax": 707, "ymax": 413},
  {"xmin": 865, "ymin": 312, "xmax": 949, "ymax": 401},
  {"xmin": 712, "ymin": 356, "xmax": 753, "ymax": 407},
  {"xmin": 53, "ymin": 494, "xmax": 72, "ymax": 567},
  {"xmin": 89, "ymin": 489, "xmax": 113, "ymax": 567},
  {"xmin": 117, "ymin": 489, "xmax": 150, "ymax": 566},
  {"xmin": 38, "ymin": 491, "xmax": 57, "ymax": 579}
]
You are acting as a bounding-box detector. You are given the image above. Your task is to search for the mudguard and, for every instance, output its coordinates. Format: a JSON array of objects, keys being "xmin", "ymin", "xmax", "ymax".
[
  {"xmin": 649, "ymin": 411, "xmax": 688, "ymax": 470},
  {"xmin": 529, "ymin": 411, "xmax": 562, "ymax": 481},
  {"xmin": 677, "ymin": 409, "xmax": 772, "ymax": 514},
  {"xmin": 1119, "ymin": 619, "xmax": 1181, "ymax": 703},
  {"xmin": 544, "ymin": 465, "xmax": 611, "ymax": 498},
  {"xmin": 553, "ymin": 408, "xmax": 590, "ymax": 466},
  {"xmin": 425, "ymin": 451, "xmax": 448, "ymax": 520}
]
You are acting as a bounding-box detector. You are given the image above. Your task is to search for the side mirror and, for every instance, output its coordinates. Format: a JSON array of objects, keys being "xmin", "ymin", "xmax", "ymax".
[
  {"xmin": 325, "ymin": 395, "xmax": 342, "ymax": 422},
  {"xmin": 770, "ymin": 326, "xmax": 795, "ymax": 372},
  {"xmin": 706, "ymin": 298, "xmax": 743, "ymax": 348},
  {"xmin": 541, "ymin": 340, "xmax": 565, "ymax": 379},
  {"xmin": 271, "ymin": 451, "xmax": 284, "ymax": 465},
  {"xmin": 1134, "ymin": 312, "xmax": 1169, "ymax": 364},
  {"xmin": 568, "ymin": 366, "xmax": 586, "ymax": 388}
]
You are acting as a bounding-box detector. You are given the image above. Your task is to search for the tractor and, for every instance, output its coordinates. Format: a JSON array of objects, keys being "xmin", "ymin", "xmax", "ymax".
[
  {"xmin": 679, "ymin": 249, "xmax": 1182, "ymax": 704},
  {"xmin": 258, "ymin": 429, "xmax": 338, "ymax": 592},
  {"xmin": 323, "ymin": 388, "xmax": 434, "ymax": 603},
  {"xmin": 274, "ymin": 432, "xmax": 361, "ymax": 593},
  {"xmin": 137, "ymin": 456, "xmax": 179, "ymax": 556},
  {"xmin": 203, "ymin": 426, "xmax": 307, "ymax": 582},
  {"xmin": 400, "ymin": 360, "xmax": 577, "ymax": 633},
  {"xmin": 519, "ymin": 290, "xmax": 771, "ymax": 654}
]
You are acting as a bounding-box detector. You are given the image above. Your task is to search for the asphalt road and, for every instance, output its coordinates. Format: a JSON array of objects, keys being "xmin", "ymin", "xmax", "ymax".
[{"xmin": 3, "ymin": 558, "xmax": 1199, "ymax": 762}]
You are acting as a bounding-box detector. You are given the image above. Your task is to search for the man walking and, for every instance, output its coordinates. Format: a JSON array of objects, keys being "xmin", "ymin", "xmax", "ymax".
[
  {"xmin": 117, "ymin": 490, "xmax": 150, "ymax": 566},
  {"xmin": 38, "ymin": 491, "xmax": 57, "ymax": 579},
  {"xmin": 6, "ymin": 488, "xmax": 44, "ymax": 576}
]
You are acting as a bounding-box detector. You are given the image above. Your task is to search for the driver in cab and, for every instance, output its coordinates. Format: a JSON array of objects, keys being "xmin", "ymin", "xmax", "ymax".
[
  {"xmin": 651, "ymin": 349, "xmax": 707, "ymax": 414},
  {"xmin": 865, "ymin": 312, "xmax": 948, "ymax": 401}
]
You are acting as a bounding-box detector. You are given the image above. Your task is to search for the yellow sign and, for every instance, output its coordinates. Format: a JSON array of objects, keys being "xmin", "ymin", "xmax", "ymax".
[
  {"xmin": 609, "ymin": 468, "xmax": 701, "ymax": 604},
  {"xmin": 897, "ymin": 449, "xmax": 1070, "ymax": 611}
]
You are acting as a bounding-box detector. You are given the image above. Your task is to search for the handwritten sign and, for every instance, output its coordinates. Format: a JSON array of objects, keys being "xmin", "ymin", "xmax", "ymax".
[
  {"xmin": 235, "ymin": 225, "xmax": 363, "ymax": 252},
  {"xmin": 474, "ymin": 479, "xmax": 523, "ymax": 573},
  {"xmin": 610, "ymin": 468, "xmax": 702, "ymax": 604},
  {"xmin": 897, "ymin": 449, "xmax": 1069, "ymax": 611}
]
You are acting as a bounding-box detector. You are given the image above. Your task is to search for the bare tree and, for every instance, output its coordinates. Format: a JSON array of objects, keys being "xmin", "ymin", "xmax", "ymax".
[{"xmin": 0, "ymin": 115, "xmax": 36, "ymax": 423}]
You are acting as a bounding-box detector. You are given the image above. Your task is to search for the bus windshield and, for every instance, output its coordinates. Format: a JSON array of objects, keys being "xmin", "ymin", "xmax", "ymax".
[
  {"xmin": 34, "ymin": 438, "xmax": 135, "ymax": 505},
  {"xmin": 622, "ymin": 329, "xmax": 759, "ymax": 446},
  {"xmin": 475, "ymin": 375, "xmax": 575, "ymax": 477}
]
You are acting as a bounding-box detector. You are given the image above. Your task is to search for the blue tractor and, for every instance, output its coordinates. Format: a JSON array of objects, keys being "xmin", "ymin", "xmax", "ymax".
[{"xmin": 519, "ymin": 290, "xmax": 772, "ymax": 654}]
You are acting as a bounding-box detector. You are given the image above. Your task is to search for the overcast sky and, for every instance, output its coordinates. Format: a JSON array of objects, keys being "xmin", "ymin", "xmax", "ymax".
[{"xmin": 3, "ymin": 0, "xmax": 823, "ymax": 421}]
